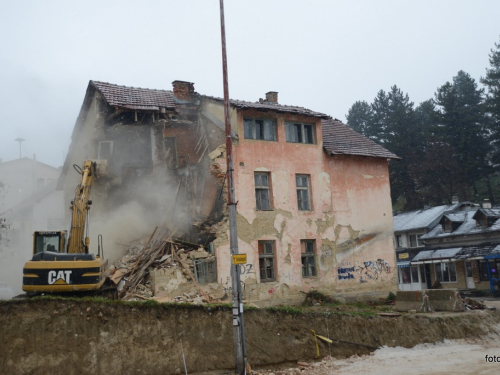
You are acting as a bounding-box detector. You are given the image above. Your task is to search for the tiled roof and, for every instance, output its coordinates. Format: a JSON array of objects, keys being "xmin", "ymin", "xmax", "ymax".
[
  {"xmin": 203, "ymin": 96, "xmax": 330, "ymax": 118},
  {"xmin": 91, "ymin": 81, "xmax": 176, "ymax": 111},
  {"xmin": 321, "ymin": 119, "xmax": 400, "ymax": 160},
  {"xmin": 90, "ymin": 81, "xmax": 398, "ymax": 160}
]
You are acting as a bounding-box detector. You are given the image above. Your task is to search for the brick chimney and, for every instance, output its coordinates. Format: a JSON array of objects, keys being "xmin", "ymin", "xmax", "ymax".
[
  {"xmin": 483, "ymin": 199, "xmax": 492, "ymax": 209},
  {"xmin": 172, "ymin": 80, "xmax": 195, "ymax": 101},
  {"xmin": 265, "ymin": 91, "xmax": 278, "ymax": 103},
  {"xmin": 451, "ymin": 195, "xmax": 459, "ymax": 204}
]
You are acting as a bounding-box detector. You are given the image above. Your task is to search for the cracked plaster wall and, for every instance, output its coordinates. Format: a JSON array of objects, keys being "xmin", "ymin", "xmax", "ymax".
[{"xmin": 205, "ymin": 105, "xmax": 397, "ymax": 306}]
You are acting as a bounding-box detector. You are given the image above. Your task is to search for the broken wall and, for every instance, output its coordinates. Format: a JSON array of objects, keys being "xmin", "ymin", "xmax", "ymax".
[{"xmin": 61, "ymin": 91, "xmax": 223, "ymax": 263}]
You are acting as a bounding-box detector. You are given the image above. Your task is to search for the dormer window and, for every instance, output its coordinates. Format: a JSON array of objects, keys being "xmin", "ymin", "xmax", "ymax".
[
  {"xmin": 441, "ymin": 216, "xmax": 463, "ymax": 233},
  {"xmin": 472, "ymin": 209, "xmax": 500, "ymax": 229},
  {"xmin": 443, "ymin": 219, "xmax": 453, "ymax": 233}
]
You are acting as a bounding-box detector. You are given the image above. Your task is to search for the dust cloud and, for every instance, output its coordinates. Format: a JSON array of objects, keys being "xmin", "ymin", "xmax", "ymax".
[{"xmin": 90, "ymin": 166, "xmax": 203, "ymax": 263}]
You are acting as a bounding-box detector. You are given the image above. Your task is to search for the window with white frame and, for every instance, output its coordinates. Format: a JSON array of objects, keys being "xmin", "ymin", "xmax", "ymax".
[
  {"xmin": 435, "ymin": 262, "xmax": 457, "ymax": 283},
  {"xmin": 254, "ymin": 172, "xmax": 272, "ymax": 210},
  {"xmin": 244, "ymin": 118, "xmax": 276, "ymax": 141},
  {"xmin": 296, "ymin": 174, "xmax": 311, "ymax": 211},
  {"xmin": 396, "ymin": 235, "xmax": 403, "ymax": 248},
  {"xmin": 258, "ymin": 240, "xmax": 276, "ymax": 281},
  {"xmin": 301, "ymin": 240, "xmax": 316, "ymax": 277},
  {"xmin": 408, "ymin": 233, "xmax": 424, "ymax": 247},
  {"xmin": 285, "ymin": 122, "xmax": 315, "ymax": 144}
]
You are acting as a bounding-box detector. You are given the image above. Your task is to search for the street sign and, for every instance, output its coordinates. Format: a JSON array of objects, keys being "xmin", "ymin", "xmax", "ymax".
[{"xmin": 232, "ymin": 254, "xmax": 247, "ymax": 264}]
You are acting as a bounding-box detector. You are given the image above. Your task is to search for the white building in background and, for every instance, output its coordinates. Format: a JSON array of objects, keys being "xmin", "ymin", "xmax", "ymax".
[{"xmin": 0, "ymin": 157, "xmax": 64, "ymax": 297}]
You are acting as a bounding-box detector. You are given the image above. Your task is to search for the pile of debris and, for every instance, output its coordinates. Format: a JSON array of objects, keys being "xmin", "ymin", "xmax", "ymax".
[
  {"xmin": 108, "ymin": 226, "xmax": 222, "ymax": 303},
  {"xmin": 462, "ymin": 297, "xmax": 488, "ymax": 310}
]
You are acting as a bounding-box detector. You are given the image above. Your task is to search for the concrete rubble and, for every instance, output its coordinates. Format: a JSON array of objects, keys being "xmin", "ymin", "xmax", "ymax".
[{"xmin": 106, "ymin": 226, "xmax": 225, "ymax": 304}]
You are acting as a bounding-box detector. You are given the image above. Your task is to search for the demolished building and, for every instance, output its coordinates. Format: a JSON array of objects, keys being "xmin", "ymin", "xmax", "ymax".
[{"xmin": 58, "ymin": 80, "xmax": 400, "ymax": 305}]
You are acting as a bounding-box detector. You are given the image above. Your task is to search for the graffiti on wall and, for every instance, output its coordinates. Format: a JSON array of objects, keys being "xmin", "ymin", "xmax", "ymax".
[
  {"xmin": 338, "ymin": 259, "xmax": 391, "ymax": 283},
  {"xmin": 337, "ymin": 266, "xmax": 356, "ymax": 280}
]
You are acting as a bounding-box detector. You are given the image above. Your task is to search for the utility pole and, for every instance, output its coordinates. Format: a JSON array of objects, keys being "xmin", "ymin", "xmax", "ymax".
[
  {"xmin": 15, "ymin": 138, "xmax": 25, "ymax": 159},
  {"xmin": 219, "ymin": 1, "xmax": 247, "ymax": 374}
]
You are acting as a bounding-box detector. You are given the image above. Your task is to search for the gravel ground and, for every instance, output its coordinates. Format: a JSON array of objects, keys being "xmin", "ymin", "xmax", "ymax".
[{"xmin": 254, "ymin": 324, "xmax": 500, "ymax": 375}]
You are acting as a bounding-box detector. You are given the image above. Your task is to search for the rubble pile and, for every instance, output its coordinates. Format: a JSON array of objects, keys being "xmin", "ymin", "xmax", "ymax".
[
  {"xmin": 462, "ymin": 297, "xmax": 487, "ymax": 310},
  {"xmin": 107, "ymin": 226, "xmax": 221, "ymax": 303}
]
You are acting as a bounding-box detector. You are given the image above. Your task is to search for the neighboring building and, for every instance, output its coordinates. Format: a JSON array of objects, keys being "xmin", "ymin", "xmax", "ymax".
[
  {"xmin": 0, "ymin": 161, "xmax": 64, "ymax": 297},
  {"xmin": 59, "ymin": 80, "xmax": 400, "ymax": 305},
  {"xmin": 393, "ymin": 202, "xmax": 467, "ymax": 291},
  {"xmin": 394, "ymin": 200, "xmax": 500, "ymax": 294},
  {"xmin": 0, "ymin": 156, "xmax": 60, "ymax": 213}
]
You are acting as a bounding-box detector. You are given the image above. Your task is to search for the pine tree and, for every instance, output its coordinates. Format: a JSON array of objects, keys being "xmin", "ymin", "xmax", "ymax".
[
  {"xmin": 481, "ymin": 37, "xmax": 500, "ymax": 164},
  {"xmin": 346, "ymin": 101, "xmax": 374, "ymax": 139},
  {"xmin": 371, "ymin": 86, "xmax": 423, "ymax": 209},
  {"xmin": 434, "ymin": 71, "xmax": 492, "ymax": 200}
]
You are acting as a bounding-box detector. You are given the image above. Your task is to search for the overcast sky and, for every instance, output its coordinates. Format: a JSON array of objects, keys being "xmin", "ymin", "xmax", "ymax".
[{"xmin": 0, "ymin": 0, "xmax": 499, "ymax": 168}]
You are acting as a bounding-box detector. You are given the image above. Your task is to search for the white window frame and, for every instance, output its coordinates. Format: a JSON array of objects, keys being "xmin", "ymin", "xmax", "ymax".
[
  {"xmin": 435, "ymin": 262, "xmax": 457, "ymax": 283},
  {"xmin": 408, "ymin": 233, "xmax": 424, "ymax": 248}
]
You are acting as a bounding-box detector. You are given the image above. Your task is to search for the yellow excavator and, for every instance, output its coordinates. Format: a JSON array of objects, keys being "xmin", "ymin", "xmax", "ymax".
[{"xmin": 22, "ymin": 160, "xmax": 111, "ymax": 295}]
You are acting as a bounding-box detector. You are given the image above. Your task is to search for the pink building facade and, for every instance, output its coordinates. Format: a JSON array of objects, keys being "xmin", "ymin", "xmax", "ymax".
[{"xmin": 207, "ymin": 96, "xmax": 399, "ymax": 305}]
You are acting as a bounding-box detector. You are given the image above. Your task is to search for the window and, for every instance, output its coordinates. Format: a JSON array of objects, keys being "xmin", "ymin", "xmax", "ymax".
[
  {"xmin": 258, "ymin": 240, "xmax": 275, "ymax": 281},
  {"xmin": 244, "ymin": 118, "xmax": 276, "ymax": 141},
  {"xmin": 435, "ymin": 262, "xmax": 457, "ymax": 283},
  {"xmin": 396, "ymin": 235, "xmax": 403, "ymax": 248},
  {"xmin": 301, "ymin": 240, "xmax": 316, "ymax": 277},
  {"xmin": 98, "ymin": 141, "xmax": 113, "ymax": 160},
  {"xmin": 164, "ymin": 137, "xmax": 178, "ymax": 169},
  {"xmin": 420, "ymin": 265, "xmax": 427, "ymax": 283},
  {"xmin": 254, "ymin": 172, "xmax": 271, "ymax": 210},
  {"xmin": 285, "ymin": 122, "xmax": 315, "ymax": 144},
  {"xmin": 408, "ymin": 233, "xmax": 423, "ymax": 248},
  {"xmin": 194, "ymin": 257, "xmax": 217, "ymax": 285},
  {"xmin": 400, "ymin": 267, "xmax": 411, "ymax": 284},
  {"xmin": 296, "ymin": 174, "xmax": 311, "ymax": 211},
  {"xmin": 410, "ymin": 265, "xmax": 419, "ymax": 283},
  {"xmin": 34, "ymin": 232, "xmax": 61, "ymax": 254},
  {"xmin": 479, "ymin": 260, "xmax": 489, "ymax": 281}
]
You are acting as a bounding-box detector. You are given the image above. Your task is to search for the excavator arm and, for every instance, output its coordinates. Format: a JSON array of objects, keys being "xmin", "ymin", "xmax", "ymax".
[{"xmin": 67, "ymin": 160, "xmax": 95, "ymax": 254}]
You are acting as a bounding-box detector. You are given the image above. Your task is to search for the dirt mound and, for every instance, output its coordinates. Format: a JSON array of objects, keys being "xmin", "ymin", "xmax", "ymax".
[{"xmin": 1, "ymin": 299, "xmax": 500, "ymax": 374}]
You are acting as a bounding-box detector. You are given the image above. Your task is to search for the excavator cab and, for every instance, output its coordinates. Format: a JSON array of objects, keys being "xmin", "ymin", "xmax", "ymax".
[{"xmin": 33, "ymin": 231, "xmax": 67, "ymax": 254}]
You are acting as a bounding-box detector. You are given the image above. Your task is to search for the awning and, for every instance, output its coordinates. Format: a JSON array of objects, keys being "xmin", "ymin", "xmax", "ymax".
[
  {"xmin": 411, "ymin": 248, "xmax": 462, "ymax": 264},
  {"xmin": 397, "ymin": 261, "xmax": 411, "ymax": 268}
]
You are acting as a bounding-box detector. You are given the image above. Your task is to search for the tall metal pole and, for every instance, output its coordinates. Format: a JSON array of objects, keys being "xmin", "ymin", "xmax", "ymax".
[
  {"xmin": 15, "ymin": 138, "xmax": 25, "ymax": 159},
  {"xmin": 219, "ymin": 1, "xmax": 247, "ymax": 374}
]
